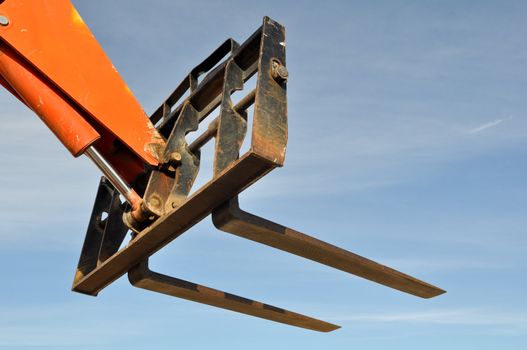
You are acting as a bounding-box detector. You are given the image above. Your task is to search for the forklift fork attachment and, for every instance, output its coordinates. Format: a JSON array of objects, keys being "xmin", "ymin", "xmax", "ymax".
[
  {"xmin": 73, "ymin": 17, "xmax": 444, "ymax": 332},
  {"xmin": 73, "ymin": 16, "xmax": 288, "ymax": 296},
  {"xmin": 212, "ymin": 198, "xmax": 444, "ymax": 299},
  {"xmin": 129, "ymin": 261, "xmax": 339, "ymax": 332}
]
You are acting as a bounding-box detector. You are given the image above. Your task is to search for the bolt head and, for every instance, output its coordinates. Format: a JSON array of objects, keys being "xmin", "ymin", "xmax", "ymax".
[
  {"xmin": 276, "ymin": 65, "xmax": 288, "ymax": 80},
  {"xmin": 169, "ymin": 152, "xmax": 182, "ymax": 163},
  {"xmin": 271, "ymin": 61, "xmax": 288, "ymax": 83},
  {"xmin": 0, "ymin": 15, "xmax": 9, "ymax": 26},
  {"xmin": 148, "ymin": 195, "xmax": 162, "ymax": 209}
]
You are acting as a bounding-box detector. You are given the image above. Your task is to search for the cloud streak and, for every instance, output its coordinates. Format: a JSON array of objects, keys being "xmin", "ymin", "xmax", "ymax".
[{"xmin": 468, "ymin": 117, "xmax": 511, "ymax": 134}]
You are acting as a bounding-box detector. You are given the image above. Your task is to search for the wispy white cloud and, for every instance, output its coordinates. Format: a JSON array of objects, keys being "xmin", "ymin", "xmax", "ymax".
[{"xmin": 468, "ymin": 116, "xmax": 512, "ymax": 134}]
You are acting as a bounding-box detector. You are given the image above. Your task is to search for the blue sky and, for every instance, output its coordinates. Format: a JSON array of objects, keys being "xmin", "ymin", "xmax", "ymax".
[{"xmin": 0, "ymin": 0, "xmax": 526, "ymax": 349}]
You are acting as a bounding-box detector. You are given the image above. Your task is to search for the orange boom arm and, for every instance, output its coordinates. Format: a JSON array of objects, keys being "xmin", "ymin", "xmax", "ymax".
[{"xmin": 0, "ymin": 0, "xmax": 164, "ymax": 181}]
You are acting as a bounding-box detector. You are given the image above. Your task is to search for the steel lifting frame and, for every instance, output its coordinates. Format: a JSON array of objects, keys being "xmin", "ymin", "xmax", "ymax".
[{"xmin": 72, "ymin": 17, "xmax": 444, "ymax": 332}]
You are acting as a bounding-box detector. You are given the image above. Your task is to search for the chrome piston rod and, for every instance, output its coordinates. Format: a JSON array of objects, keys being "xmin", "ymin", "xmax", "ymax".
[{"xmin": 84, "ymin": 146, "xmax": 145, "ymax": 222}]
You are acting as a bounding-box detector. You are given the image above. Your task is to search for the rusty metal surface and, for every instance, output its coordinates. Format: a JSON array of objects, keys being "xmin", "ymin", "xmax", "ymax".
[
  {"xmin": 212, "ymin": 198, "xmax": 444, "ymax": 299},
  {"xmin": 73, "ymin": 152, "xmax": 276, "ymax": 295},
  {"xmin": 72, "ymin": 15, "xmax": 288, "ymax": 296},
  {"xmin": 73, "ymin": 17, "xmax": 444, "ymax": 332},
  {"xmin": 129, "ymin": 261, "xmax": 339, "ymax": 332},
  {"xmin": 150, "ymin": 39, "xmax": 240, "ymax": 127},
  {"xmin": 75, "ymin": 177, "xmax": 128, "ymax": 283}
]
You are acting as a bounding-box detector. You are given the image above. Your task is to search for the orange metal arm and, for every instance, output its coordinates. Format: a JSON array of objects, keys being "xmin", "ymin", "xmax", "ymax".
[
  {"xmin": 0, "ymin": 42, "xmax": 100, "ymax": 156},
  {"xmin": 0, "ymin": 0, "xmax": 165, "ymax": 177}
]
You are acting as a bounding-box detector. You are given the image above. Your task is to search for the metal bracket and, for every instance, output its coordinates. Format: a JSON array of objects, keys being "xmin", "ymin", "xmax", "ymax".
[{"xmin": 74, "ymin": 177, "xmax": 128, "ymax": 287}]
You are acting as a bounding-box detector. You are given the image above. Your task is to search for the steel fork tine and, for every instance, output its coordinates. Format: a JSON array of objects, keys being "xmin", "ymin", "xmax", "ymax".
[
  {"xmin": 212, "ymin": 198, "xmax": 445, "ymax": 299},
  {"xmin": 128, "ymin": 260, "xmax": 340, "ymax": 332}
]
